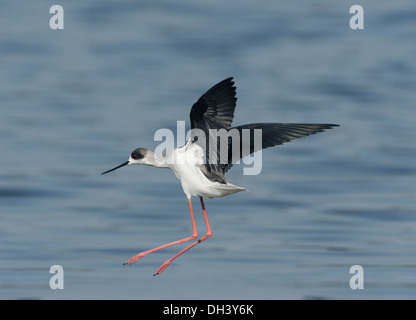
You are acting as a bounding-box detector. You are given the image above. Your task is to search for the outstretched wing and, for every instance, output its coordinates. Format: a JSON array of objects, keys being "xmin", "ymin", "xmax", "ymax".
[
  {"xmin": 220, "ymin": 123, "xmax": 339, "ymax": 173},
  {"xmin": 190, "ymin": 77, "xmax": 237, "ymax": 131}
]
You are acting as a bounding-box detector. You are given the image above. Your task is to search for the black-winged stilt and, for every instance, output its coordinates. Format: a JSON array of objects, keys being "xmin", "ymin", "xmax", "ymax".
[{"xmin": 102, "ymin": 77, "xmax": 338, "ymax": 275}]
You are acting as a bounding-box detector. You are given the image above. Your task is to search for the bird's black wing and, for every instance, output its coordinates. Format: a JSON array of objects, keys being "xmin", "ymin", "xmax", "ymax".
[
  {"xmin": 189, "ymin": 77, "xmax": 237, "ymax": 131},
  {"xmin": 219, "ymin": 123, "xmax": 339, "ymax": 173},
  {"xmin": 189, "ymin": 77, "xmax": 237, "ymax": 184}
]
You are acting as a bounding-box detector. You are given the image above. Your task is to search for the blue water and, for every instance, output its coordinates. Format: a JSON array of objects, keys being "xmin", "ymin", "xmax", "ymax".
[{"xmin": 1, "ymin": 1, "xmax": 415, "ymax": 299}]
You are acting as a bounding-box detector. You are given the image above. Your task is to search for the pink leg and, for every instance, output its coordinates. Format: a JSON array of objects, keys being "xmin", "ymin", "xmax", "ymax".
[
  {"xmin": 154, "ymin": 197, "xmax": 212, "ymax": 276},
  {"xmin": 124, "ymin": 197, "xmax": 198, "ymax": 265}
]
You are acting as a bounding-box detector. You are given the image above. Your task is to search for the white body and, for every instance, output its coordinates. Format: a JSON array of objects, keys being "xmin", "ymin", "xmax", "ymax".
[{"xmin": 139, "ymin": 140, "xmax": 246, "ymax": 199}]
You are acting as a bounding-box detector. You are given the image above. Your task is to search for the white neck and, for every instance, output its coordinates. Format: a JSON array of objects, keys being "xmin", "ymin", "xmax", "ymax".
[{"xmin": 143, "ymin": 151, "xmax": 169, "ymax": 168}]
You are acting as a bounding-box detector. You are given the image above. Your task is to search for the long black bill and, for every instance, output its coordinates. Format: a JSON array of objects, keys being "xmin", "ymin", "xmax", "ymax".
[{"xmin": 101, "ymin": 161, "xmax": 129, "ymax": 175}]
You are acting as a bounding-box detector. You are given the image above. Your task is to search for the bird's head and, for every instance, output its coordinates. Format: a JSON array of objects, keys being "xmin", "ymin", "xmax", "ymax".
[{"xmin": 101, "ymin": 148, "xmax": 151, "ymax": 175}]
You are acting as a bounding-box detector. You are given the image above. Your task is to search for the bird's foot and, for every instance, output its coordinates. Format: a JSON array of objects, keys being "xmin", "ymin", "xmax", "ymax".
[
  {"xmin": 123, "ymin": 253, "xmax": 146, "ymax": 265},
  {"xmin": 153, "ymin": 260, "xmax": 172, "ymax": 276}
]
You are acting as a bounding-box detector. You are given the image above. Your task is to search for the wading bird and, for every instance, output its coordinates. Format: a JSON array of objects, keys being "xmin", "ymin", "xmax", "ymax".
[{"xmin": 102, "ymin": 77, "xmax": 338, "ymax": 275}]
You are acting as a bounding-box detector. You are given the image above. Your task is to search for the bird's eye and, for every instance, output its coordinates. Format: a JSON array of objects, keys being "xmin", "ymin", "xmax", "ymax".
[{"xmin": 131, "ymin": 153, "xmax": 138, "ymax": 160}]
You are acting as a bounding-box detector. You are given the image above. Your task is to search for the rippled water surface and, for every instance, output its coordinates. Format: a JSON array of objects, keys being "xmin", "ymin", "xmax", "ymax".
[{"xmin": 1, "ymin": 1, "xmax": 415, "ymax": 299}]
